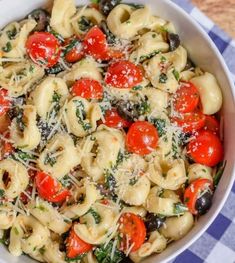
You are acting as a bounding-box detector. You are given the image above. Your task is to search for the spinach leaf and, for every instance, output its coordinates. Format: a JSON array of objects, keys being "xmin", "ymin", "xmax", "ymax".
[
  {"xmin": 88, "ymin": 208, "xmax": 101, "ymax": 224},
  {"xmin": 74, "ymin": 100, "xmax": 92, "ymax": 131},
  {"xmin": 2, "ymin": 42, "xmax": 12, "ymax": 52},
  {"xmin": 150, "ymin": 118, "xmax": 166, "ymax": 137},
  {"xmin": 213, "ymin": 161, "xmax": 227, "ymax": 187},
  {"xmin": 44, "ymin": 153, "xmax": 57, "ymax": 167},
  {"xmin": 6, "ymin": 27, "xmax": 17, "ymax": 40},
  {"xmin": 78, "ymin": 16, "xmax": 93, "ymax": 32},
  {"xmin": 174, "ymin": 202, "xmax": 188, "ymax": 215}
]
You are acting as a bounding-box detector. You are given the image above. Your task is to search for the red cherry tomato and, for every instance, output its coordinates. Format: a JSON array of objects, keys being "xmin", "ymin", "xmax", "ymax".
[
  {"xmin": 184, "ymin": 179, "xmax": 213, "ymax": 215},
  {"xmin": 203, "ymin": 115, "xmax": 220, "ymax": 135},
  {"xmin": 187, "ymin": 130, "xmax": 223, "ymax": 167},
  {"xmin": 26, "ymin": 32, "xmax": 61, "ymax": 68},
  {"xmin": 126, "ymin": 121, "xmax": 159, "ymax": 155},
  {"xmin": 66, "ymin": 226, "xmax": 92, "ymax": 259},
  {"xmin": 105, "ymin": 60, "xmax": 143, "ymax": 89},
  {"xmin": 20, "ymin": 186, "xmax": 33, "ymax": 204},
  {"xmin": 107, "ymin": 48, "xmax": 124, "ymax": 60},
  {"xmin": 64, "ymin": 37, "xmax": 84, "ymax": 63},
  {"xmin": 71, "ymin": 78, "xmax": 103, "ymax": 99},
  {"xmin": 118, "ymin": 213, "xmax": 146, "ymax": 252},
  {"xmin": 0, "ymin": 89, "xmax": 11, "ymax": 117},
  {"xmin": 35, "ymin": 171, "xmax": 70, "ymax": 203},
  {"xmin": 174, "ymin": 82, "xmax": 200, "ymax": 113},
  {"xmin": 172, "ymin": 111, "xmax": 206, "ymax": 133},
  {"xmin": 83, "ymin": 26, "xmax": 109, "ymax": 60},
  {"xmin": 102, "ymin": 108, "xmax": 131, "ymax": 129}
]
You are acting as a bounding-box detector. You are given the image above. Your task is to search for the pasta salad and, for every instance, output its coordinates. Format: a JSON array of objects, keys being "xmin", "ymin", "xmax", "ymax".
[{"xmin": 0, "ymin": 0, "xmax": 225, "ymax": 262}]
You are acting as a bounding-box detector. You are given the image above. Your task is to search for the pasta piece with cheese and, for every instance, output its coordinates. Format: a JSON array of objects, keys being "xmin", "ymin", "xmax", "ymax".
[
  {"xmin": 10, "ymin": 105, "xmax": 41, "ymax": 150},
  {"xmin": 190, "ymin": 72, "xmax": 222, "ymax": 114},
  {"xmin": 83, "ymin": 252, "xmax": 98, "ymax": 263},
  {"xmin": 122, "ymin": 206, "xmax": 147, "ymax": 217},
  {"xmin": 115, "ymin": 154, "xmax": 150, "ymax": 206},
  {"xmin": 188, "ymin": 163, "xmax": 213, "ymax": 183},
  {"xmin": 0, "ymin": 159, "xmax": 29, "ymax": 199},
  {"xmin": 0, "ymin": 202, "xmax": 17, "ymax": 229},
  {"xmin": 43, "ymin": 240, "xmax": 66, "ymax": 263},
  {"xmin": 27, "ymin": 199, "xmax": 71, "ymax": 234},
  {"xmin": 0, "ymin": 62, "xmax": 44, "ymax": 97},
  {"xmin": 31, "ymin": 76, "xmax": 69, "ymax": 120},
  {"xmin": 159, "ymin": 212, "xmax": 194, "ymax": 241},
  {"xmin": 50, "ymin": 0, "xmax": 76, "ymax": 38},
  {"xmin": 62, "ymin": 58, "xmax": 102, "ymax": 86},
  {"xmin": 38, "ymin": 133, "xmax": 81, "ymax": 179},
  {"xmin": 144, "ymin": 46, "xmax": 187, "ymax": 93},
  {"xmin": 0, "ymin": 19, "xmax": 36, "ymax": 58},
  {"xmin": 74, "ymin": 202, "xmax": 120, "ymax": 244},
  {"xmin": 9, "ymin": 215, "xmax": 50, "ymax": 256},
  {"xmin": 107, "ymin": 5, "xmax": 152, "ymax": 39},
  {"xmin": 72, "ymin": 7, "xmax": 105, "ymax": 35},
  {"xmin": 61, "ymin": 180, "xmax": 100, "ymax": 219},
  {"xmin": 80, "ymin": 125, "xmax": 124, "ymax": 181},
  {"xmin": 144, "ymin": 186, "xmax": 185, "ymax": 216},
  {"xmin": 148, "ymin": 158, "xmax": 187, "ymax": 190},
  {"xmin": 64, "ymin": 96, "xmax": 102, "ymax": 137},
  {"xmin": 130, "ymin": 231, "xmax": 167, "ymax": 263},
  {"xmin": 130, "ymin": 32, "xmax": 169, "ymax": 63}
]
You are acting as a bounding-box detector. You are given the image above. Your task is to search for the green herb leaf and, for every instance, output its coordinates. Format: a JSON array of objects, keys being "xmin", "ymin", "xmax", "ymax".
[
  {"xmin": 0, "ymin": 189, "xmax": 5, "ymax": 197},
  {"xmin": 159, "ymin": 73, "xmax": 168, "ymax": 84},
  {"xmin": 174, "ymin": 202, "xmax": 188, "ymax": 215},
  {"xmin": 150, "ymin": 118, "xmax": 166, "ymax": 137},
  {"xmin": 74, "ymin": 100, "xmax": 92, "ymax": 131},
  {"xmin": 132, "ymin": 85, "xmax": 143, "ymax": 91},
  {"xmin": 213, "ymin": 161, "xmax": 227, "ymax": 187},
  {"xmin": 2, "ymin": 42, "xmax": 12, "ymax": 52},
  {"xmin": 39, "ymin": 246, "xmax": 46, "ymax": 255},
  {"xmin": 13, "ymin": 227, "xmax": 19, "ymax": 235},
  {"xmin": 78, "ymin": 16, "xmax": 94, "ymax": 32},
  {"xmin": 88, "ymin": 208, "xmax": 101, "ymax": 224},
  {"xmin": 6, "ymin": 27, "xmax": 17, "ymax": 40},
  {"xmin": 44, "ymin": 153, "xmax": 57, "ymax": 167},
  {"xmin": 173, "ymin": 69, "xmax": 180, "ymax": 81},
  {"xmin": 65, "ymin": 253, "xmax": 87, "ymax": 262}
]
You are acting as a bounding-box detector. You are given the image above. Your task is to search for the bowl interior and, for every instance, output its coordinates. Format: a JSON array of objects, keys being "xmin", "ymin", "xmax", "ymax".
[{"xmin": 0, "ymin": 0, "xmax": 234, "ymax": 263}]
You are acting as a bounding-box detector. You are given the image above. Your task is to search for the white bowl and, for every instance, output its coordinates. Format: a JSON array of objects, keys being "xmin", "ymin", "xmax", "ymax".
[{"xmin": 0, "ymin": 0, "xmax": 234, "ymax": 262}]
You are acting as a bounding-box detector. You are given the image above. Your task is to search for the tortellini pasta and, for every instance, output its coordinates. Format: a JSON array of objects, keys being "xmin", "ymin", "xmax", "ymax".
[
  {"xmin": 10, "ymin": 105, "xmax": 41, "ymax": 150},
  {"xmin": 38, "ymin": 133, "xmax": 81, "ymax": 179},
  {"xmin": 80, "ymin": 125, "xmax": 124, "ymax": 181},
  {"xmin": 190, "ymin": 72, "xmax": 223, "ymax": 114},
  {"xmin": 31, "ymin": 77, "xmax": 69, "ymax": 120},
  {"xmin": 0, "ymin": 19, "xmax": 36, "ymax": 58},
  {"xmin": 188, "ymin": 163, "xmax": 213, "ymax": 183},
  {"xmin": 0, "ymin": 62, "xmax": 45, "ymax": 97},
  {"xmin": 0, "ymin": 159, "xmax": 29, "ymax": 199},
  {"xmin": 50, "ymin": 0, "xmax": 76, "ymax": 38},
  {"xmin": 9, "ymin": 215, "xmax": 50, "ymax": 256},
  {"xmin": 43, "ymin": 241, "xmax": 66, "ymax": 263},
  {"xmin": 64, "ymin": 96, "xmax": 102, "ymax": 137},
  {"xmin": 144, "ymin": 46, "xmax": 187, "ymax": 92},
  {"xmin": 0, "ymin": 202, "xmax": 17, "ymax": 229}
]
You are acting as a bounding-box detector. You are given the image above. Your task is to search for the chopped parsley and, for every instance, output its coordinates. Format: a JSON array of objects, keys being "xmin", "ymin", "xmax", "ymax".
[
  {"xmin": 13, "ymin": 150, "xmax": 36, "ymax": 162},
  {"xmin": 160, "ymin": 56, "xmax": 167, "ymax": 62},
  {"xmin": 65, "ymin": 253, "xmax": 86, "ymax": 262},
  {"xmin": 132, "ymin": 85, "xmax": 143, "ymax": 91},
  {"xmin": 44, "ymin": 152, "xmax": 57, "ymax": 167},
  {"xmin": 52, "ymin": 91, "xmax": 62, "ymax": 103},
  {"xmin": 0, "ymin": 189, "xmax": 5, "ymax": 197},
  {"xmin": 78, "ymin": 16, "xmax": 93, "ymax": 32},
  {"xmin": 2, "ymin": 42, "xmax": 12, "ymax": 52},
  {"xmin": 150, "ymin": 118, "xmax": 166, "ymax": 137},
  {"xmin": 39, "ymin": 246, "xmax": 46, "ymax": 255},
  {"xmin": 159, "ymin": 73, "xmax": 168, "ymax": 84},
  {"xmin": 6, "ymin": 27, "xmax": 17, "ymax": 40},
  {"xmin": 63, "ymin": 38, "xmax": 81, "ymax": 56},
  {"xmin": 213, "ymin": 161, "xmax": 227, "ymax": 187},
  {"xmin": 74, "ymin": 100, "xmax": 92, "ymax": 131},
  {"xmin": 174, "ymin": 202, "xmax": 188, "ymax": 215},
  {"xmin": 173, "ymin": 69, "xmax": 180, "ymax": 81},
  {"xmin": 88, "ymin": 208, "xmax": 101, "ymax": 224},
  {"xmin": 139, "ymin": 50, "xmax": 159, "ymax": 62},
  {"xmin": 138, "ymin": 98, "xmax": 151, "ymax": 115}
]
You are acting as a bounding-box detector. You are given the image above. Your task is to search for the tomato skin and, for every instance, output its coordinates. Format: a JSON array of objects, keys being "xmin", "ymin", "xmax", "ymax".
[
  {"xmin": 174, "ymin": 82, "xmax": 200, "ymax": 113},
  {"xmin": 102, "ymin": 108, "xmax": 132, "ymax": 129},
  {"xmin": 71, "ymin": 78, "xmax": 103, "ymax": 99},
  {"xmin": 66, "ymin": 226, "xmax": 92, "ymax": 259},
  {"xmin": 83, "ymin": 26, "xmax": 109, "ymax": 60},
  {"xmin": 126, "ymin": 121, "xmax": 159, "ymax": 155},
  {"xmin": 184, "ymin": 179, "xmax": 213, "ymax": 215},
  {"xmin": 105, "ymin": 60, "xmax": 143, "ymax": 89},
  {"xmin": 118, "ymin": 213, "xmax": 146, "ymax": 252},
  {"xmin": 187, "ymin": 130, "xmax": 223, "ymax": 167},
  {"xmin": 35, "ymin": 172, "xmax": 70, "ymax": 203},
  {"xmin": 0, "ymin": 89, "xmax": 11, "ymax": 117},
  {"xmin": 64, "ymin": 37, "xmax": 84, "ymax": 63},
  {"xmin": 172, "ymin": 111, "xmax": 206, "ymax": 133},
  {"xmin": 26, "ymin": 32, "xmax": 61, "ymax": 68},
  {"xmin": 203, "ymin": 115, "xmax": 220, "ymax": 135}
]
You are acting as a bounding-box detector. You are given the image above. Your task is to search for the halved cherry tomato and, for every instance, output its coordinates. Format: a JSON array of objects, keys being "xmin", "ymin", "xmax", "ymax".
[
  {"xmin": 187, "ymin": 130, "xmax": 223, "ymax": 167},
  {"xmin": 172, "ymin": 111, "xmax": 206, "ymax": 133},
  {"xmin": 71, "ymin": 78, "xmax": 103, "ymax": 99},
  {"xmin": 184, "ymin": 178, "xmax": 213, "ymax": 215},
  {"xmin": 0, "ymin": 89, "xmax": 11, "ymax": 117},
  {"xmin": 126, "ymin": 121, "xmax": 159, "ymax": 155},
  {"xmin": 102, "ymin": 108, "xmax": 132, "ymax": 129},
  {"xmin": 64, "ymin": 37, "xmax": 84, "ymax": 63},
  {"xmin": 66, "ymin": 226, "xmax": 92, "ymax": 259},
  {"xmin": 118, "ymin": 213, "xmax": 146, "ymax": 252},
  {"xmin": 83, "ymin": 26, "xmax": 109, "ymax": 60},
  {"xmin": 105, "ymin": 60, "xmax": 143, "ymax": 89},
  {"xmin": 203, "ymin": 115, "xmax": 220, "ymax": 135},
  {"xmin": 35, "ymin": 171, "xmax": 70, "ymax": 203},
  {"xmin": 173, "ymin": 82, "xmax": 200, "ymax": 113},
  {"xmin": 26, "ymin": 32, "xmax": 61, "ymax": 68}
]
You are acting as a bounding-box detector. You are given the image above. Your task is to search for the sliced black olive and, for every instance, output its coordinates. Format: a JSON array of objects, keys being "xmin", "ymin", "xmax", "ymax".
[
  {"xmin": 195, "ymin": 190, "xmax": 213, "ymax": 215},
  {"xmin": 184, "ymin": 58, "xmax": 195, "ymax": 71},
  {"xmin": 99, "ymin": 0, "xmax": 121, "ymax": 16},
  {"xmin": 28, "ymin": 9, "xmax": 49, "ymax": 32},
  {"xmin": 100, "ymin": 20, "xmax": 116, "ymax": 44},
  {"xmin": 167, "ymin": 32, "xmax": 180, "ymax": 51},
  {"xmin": 120, "ymin": 258, "xmax": 134, "ymax": 263},
  {"xmin": 116, "ymin": 100, "xmax": 139, "ymax": 122},
  {"xmin": 37, "ymin": 119, "xmax": 52, "ymax": 142},
  {"xmin": 144, "ymin": 213, "xmax": 166, "ymax": 233}
]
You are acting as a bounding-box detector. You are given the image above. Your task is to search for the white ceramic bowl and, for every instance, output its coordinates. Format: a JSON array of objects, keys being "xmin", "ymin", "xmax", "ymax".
[{"xmin": 0, "ymin": 0, "xmax": 234, "ymax": 262}]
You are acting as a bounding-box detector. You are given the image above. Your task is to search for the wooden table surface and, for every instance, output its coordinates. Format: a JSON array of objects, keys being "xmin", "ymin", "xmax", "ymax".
[{"xmin": 192, "ymin": 0, "xmax": 235, "ymax": 38}]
